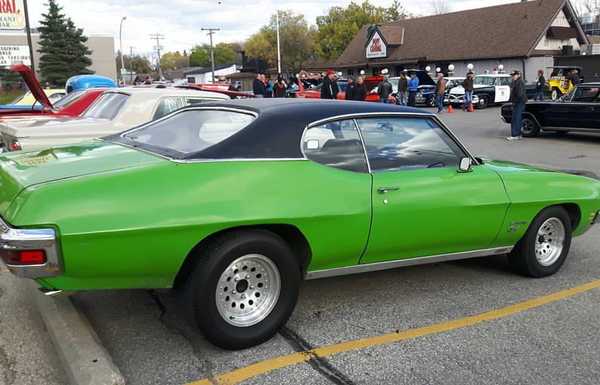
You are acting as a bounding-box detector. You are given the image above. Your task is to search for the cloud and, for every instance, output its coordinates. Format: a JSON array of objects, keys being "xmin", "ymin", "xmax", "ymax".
[{"xmin": 26, "ymin": 0, "xmax": 528, "ymax": 58}]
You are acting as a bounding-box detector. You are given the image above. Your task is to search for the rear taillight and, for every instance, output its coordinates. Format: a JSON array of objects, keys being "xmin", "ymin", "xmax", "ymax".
[
  {"xmin": 9, "ymin": 141, "xmax": 22, "ymax": 151},
  {"xmin": 1, "ymin": 249, "xmax": 47, "ymax": 265}
]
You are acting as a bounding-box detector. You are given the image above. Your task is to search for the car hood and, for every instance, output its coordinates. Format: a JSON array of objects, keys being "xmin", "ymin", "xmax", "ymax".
[
  {"xmin": 484, "ymin": 159, "xmax": 599, "ymax": 180},
  {"xmin": 9, "ymin": 64, "xmax": 52, "ymax": 109},
  {"xmin": 449, "ymin": 84, "xmax": 491, "ymax": 95},
  {"xmin": 0, "ymin": 141, "xmax": 163, "ymax": 215}
]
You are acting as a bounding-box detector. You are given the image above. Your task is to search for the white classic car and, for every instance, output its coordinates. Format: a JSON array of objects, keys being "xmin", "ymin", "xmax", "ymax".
[
  {"xmin": 448, "ymin": 74, "xmax": 512, "ymax": 109},
  {"xmin": 0, "ymin": 87, "xmax": 229, "ymax": 152}
]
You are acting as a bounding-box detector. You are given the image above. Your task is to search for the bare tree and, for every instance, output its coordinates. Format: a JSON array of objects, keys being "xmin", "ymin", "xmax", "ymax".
[
  {"xmin": 429, "ymin": 0, "xmax": 449, "ymax": 15},
  {"xmin": 573, "ymin": 0, "xmax": 600, "ymax": 16}
]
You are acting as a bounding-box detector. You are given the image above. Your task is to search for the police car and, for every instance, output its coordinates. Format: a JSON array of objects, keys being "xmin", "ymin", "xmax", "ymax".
[{"xmin": 448, "ymin": 74, "xmax": 512, "ymax": 109}]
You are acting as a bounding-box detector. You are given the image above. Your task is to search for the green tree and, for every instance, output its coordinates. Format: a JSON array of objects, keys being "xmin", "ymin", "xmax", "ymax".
[
  {"xmin": 37, "ymin": 0, "xmax": 93, "ymax": 86},
  {"xmin": 244, "ymin": 11, "xmax": 316, "ymax": 73},
  {"xmin": 314, "ymin": 1, "xmax": 409, "ymax": 60},
  {"xmin": 189, "ymin": 43, "xmax": 237, "ymax": 67},
  {"xmin": 117, "ymin": 53, "xmax": 154, "ymax": 75},
  {"xmin": 160, "ymin": 51, "xmax": 189, "ymax": 70}
]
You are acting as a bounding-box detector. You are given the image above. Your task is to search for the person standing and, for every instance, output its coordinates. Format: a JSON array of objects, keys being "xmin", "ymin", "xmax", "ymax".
[
  {"xmin": 463, "ymin": 71, "xmax": 474, "ymax": 111},
  {"xmin": 535, "ymin": 69, "xmax": 546, "ymax": 101},
  {"xmin": 252, "ymin": 73, "xmax": 266, "ymax": 98},
  {"xmin": 345, "ymin": 77, "xmax": 356, "ymax": 100},
  {"xmin": 377, "ymin": 74, "xmax": 393, "ymax": 103},
  {"xmin": 320, "ymin": 69, "xmax": 339, "ymax": 99},
  {"xmin": 352, "ymin": 76, "xmax": 367, "ymax": 101},
  {"xmin": 397, "ymin": 71, "xmax": 408, "ymax": 106},
  {"xmin": 507, "ymin": 70, "xmax": 526, "ymax": 141},
  {"xmin": 435, "ymin": 73, "xmax": 446, "ymax": 113},
  {"xmin": 273, "ymin": 77, "xmax": 287, "ymax": 98},
  {"xmin": 407, "ymin": 72, "xmax": 420, "ymax": 107}
]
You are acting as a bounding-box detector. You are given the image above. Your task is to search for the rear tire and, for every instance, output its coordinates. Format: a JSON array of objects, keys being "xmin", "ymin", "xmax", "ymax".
[
  {"xmin": 477, "ymin": 96, "xmax": 489, "ymax": 109},
  {"xmin": 508, "ymin": 207, "xmax": 572, "ymax": 278},
  {"xmin": 182, "ymin": 230, "xmax": 301, "ymax": 350},
  {"xmin": 521, "ymin": 116, "xmax": 540, "ymax": 137}
]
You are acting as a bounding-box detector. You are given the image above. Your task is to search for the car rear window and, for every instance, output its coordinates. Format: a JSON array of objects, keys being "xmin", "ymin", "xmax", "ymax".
[
  {"xmin": 52, "ymin": 90, "xmax": 85, "ymax": 109},
  {"xmin": 83, "ymin": 93, "xmax": 128, "ymax": 120},
  {"xmin": 121, "ymin": 109, "xmax": 255, "ymax": 157}
]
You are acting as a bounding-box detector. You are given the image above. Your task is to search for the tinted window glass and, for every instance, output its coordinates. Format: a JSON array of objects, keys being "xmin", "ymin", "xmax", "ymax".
[
  {"xmin": 84, "ymin": 93, "xmax": 128, "ymax": 119},
  {"xmin": 571, "ymin": 87, "xmax": 600, "ymax": 103},
  {"xmin": 302, "ymin": 120, "xmax": 368, "ymax": 173},
  {"xmin": 153, "ymin": 96, "xmax": 187, "ymax": 119},
  {"xmin": 53, "ymin": 90, "xmax": 85, "ymax": 109},
  {"xmin": 356, "ymin": 117, "xmax": 465, "ymax": 171},
  {"xmin": 124, "ymin": 109, "xmax": 255, "ymax": 156},
  {"xmin": 474, "ymin": 76, "xmax": 495, "ymax": 86}
]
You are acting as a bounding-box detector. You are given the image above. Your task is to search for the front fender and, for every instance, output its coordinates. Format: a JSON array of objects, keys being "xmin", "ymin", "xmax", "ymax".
[{"xmin": 484, "ymin": 161, "xmax": 600, "ymax": 243}]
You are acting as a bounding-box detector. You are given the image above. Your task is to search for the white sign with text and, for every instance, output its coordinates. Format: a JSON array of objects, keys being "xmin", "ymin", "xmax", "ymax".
[
  {"xmin": 366, "ymin": 31, "xmax": 387, "ymax": 59},
  {"xmin": 0, "ymin": 0, "xmax": 25, "ymax": 30},
  {"xmin": 0, "ymin": 45, "xmax": 30, "ymax": 66}
]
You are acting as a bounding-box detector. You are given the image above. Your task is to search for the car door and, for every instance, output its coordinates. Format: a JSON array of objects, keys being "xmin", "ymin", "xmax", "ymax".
[
  {"xmin": 356, "ymin": 116, "xmax": 509, "ymax": 264},
  {"xmin": 567, "ymin": 86, "xmax": 600, "ymax": 130},
  {"xmin": 301, "ymin": 119, "xmax": 373, "ymax": 270},
  {"xmin": 494, "ymin": 77, "xmax": 511, "ymax": 103}
]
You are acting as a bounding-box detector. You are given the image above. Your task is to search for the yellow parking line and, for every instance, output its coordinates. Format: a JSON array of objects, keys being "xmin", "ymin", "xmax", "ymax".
[{"xmin": 187, "ymin": 279, "xmax": 600, "ymax": 385}]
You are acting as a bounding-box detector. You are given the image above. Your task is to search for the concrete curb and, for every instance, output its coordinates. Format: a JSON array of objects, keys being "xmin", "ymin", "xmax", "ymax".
[{"xmin": 31, "ymin": 282, "xmax": 126, "ymax": 385}]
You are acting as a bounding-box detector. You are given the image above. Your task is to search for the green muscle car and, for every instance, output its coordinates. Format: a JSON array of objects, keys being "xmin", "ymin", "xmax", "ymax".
[{"xmin": 1, "ymin": 99, "xmax": 599, "ymax": 349}]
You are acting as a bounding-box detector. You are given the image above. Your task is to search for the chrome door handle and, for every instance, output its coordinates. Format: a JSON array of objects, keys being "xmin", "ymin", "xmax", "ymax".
[{"xmin": 377, "ymin": 187, "xmax": 399, "ymax": 194}]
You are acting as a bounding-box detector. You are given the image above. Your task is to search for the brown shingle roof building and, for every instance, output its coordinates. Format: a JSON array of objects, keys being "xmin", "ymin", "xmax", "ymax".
[{"xmin": 336, "ymin": 0, "xmax": 587, "ymax": 81}]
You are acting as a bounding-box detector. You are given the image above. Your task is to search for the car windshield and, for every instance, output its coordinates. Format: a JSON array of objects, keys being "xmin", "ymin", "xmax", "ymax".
[
  {"xmin": 52, "ymin": 90, "xmax": 85, "ymax": 109},
  {"xmin": 121, "ymin": 109, "xmax": 256, "ymax": 157},
  {"xmin": 474, "ymin": 76, "xmax": 496, "ymax": 86},
  {"xmin": 83, "ymin": 93, "xmax": 128, "ymax": 119}
]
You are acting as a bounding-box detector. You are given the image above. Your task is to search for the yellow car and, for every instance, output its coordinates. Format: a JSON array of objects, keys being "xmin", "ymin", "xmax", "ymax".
[
  {"xmin": 12, "ymin": 89, "xmax": 66, "ymax": 106},
  {"xmin": 547, "ymin": 66, "xmax": 582, "ymax": 100}
]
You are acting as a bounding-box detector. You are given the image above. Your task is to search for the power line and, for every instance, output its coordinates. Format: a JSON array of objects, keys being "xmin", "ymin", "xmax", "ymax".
[
  {"xmin": 201, "ymin": 28, "xmax": 220, "ymax": 83},
  {"xmin": 149, "ymin": 33, "xmax": 165, "ymax": 80}
]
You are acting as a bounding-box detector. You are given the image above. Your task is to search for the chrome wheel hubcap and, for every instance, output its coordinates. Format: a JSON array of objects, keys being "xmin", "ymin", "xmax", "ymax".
[
  {"xmin": 215, "ymin": 254, "xmax": 281, "ymax": 327},
  {"xmin": 535, "ymin": 218, "xmax": 565, "ymax": 266},
  {"xmin": 521, "ymin": 119, "xmax": 534, "ymax": 134}
]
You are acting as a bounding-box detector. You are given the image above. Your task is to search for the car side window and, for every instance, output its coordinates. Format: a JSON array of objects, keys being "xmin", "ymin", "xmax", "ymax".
[
  {"xmin": 302, "ymin": 120, "xmax": 368, "ymax": 173},
  {"xmin": 571, "ymin": 87, "xmax": 600, "ymax": 103},
  {"xmin": 154, "ymin": 97, "xmax": 188, "ymax": 119},
  {"xmin": 356, "ymin": 117, "xmax": 465, "ymax": 172}
]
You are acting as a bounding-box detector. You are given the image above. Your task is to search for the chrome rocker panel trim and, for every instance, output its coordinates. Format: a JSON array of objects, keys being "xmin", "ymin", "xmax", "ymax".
[{"xmin": 305, "ymin": 246, "xmax": 514, "ymax": 280}]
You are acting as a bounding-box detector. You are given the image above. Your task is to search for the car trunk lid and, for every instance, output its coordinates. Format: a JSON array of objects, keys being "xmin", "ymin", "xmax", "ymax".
[
  {"xmin": 0, "ymin": 141, "xmax": 163, "ymax": 216},
  {"xmin": 9, "ymin": 64, "xmax": 53, "ymax": 110}
]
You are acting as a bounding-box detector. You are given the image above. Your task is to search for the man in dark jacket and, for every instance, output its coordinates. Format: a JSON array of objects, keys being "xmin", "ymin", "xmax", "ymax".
[
  {"xmin": 396, "ymin": 71, "xmax": 408, "ymax": 105},
  {"xmin": 535, "ymin": 69, "xmax": 546, "ymax": 101},
  {"xmin": 508, "ymin": 70, "xmax": 526, "ymax": 141},
  {"xmin": 352, "ymin": 76, "xmax": 367, "ymax": 101},
  {"xmin": 345, "ymin": 77, "xmax": 356, "ymax": 100},
  {"xmin": 252, "ymin": 73, "xmax": 266, "ymax": 97},
  {"xmin": 462, "ymin": 72, "xmax": 474, "ymax": 111},
  {"xmin": 377, "ymin": 74, "xmax": 393, "ymax": 103},
  {"xmin": 320, "ymin": 69, "xmax": 339, "ymax": 99}
]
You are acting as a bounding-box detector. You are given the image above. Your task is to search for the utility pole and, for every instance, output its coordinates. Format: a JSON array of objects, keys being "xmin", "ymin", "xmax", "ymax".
[
  {"xmin": 129, "ymin": 46, "xmax": 134, "ymax": 84},
  {"xmin": 149, "ymin": 33, "xmax": 165, "ymax": 80},
  {"xmin": 22, "ymin": 0, "xmax": 35, "ymax": 75},
  {"xmin": 119, "ymin": 16, "xmax": 127, "ymax": 83},
  {"xmin": 201, "ymin": 28, "xmax": 220, "ymax": 83}
]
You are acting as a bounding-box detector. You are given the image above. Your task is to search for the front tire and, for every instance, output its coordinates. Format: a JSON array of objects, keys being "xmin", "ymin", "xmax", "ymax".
[
  {"xmin": 182, "ymin": 230, "xmax": 301, "ymax": 350},
  {"xmin": 521, "ymin": 116, "xmax": 540, "ymax": 137},
  {"xmin": 508, "ymin": 207, "xmax": 572, "ymax": 278}
]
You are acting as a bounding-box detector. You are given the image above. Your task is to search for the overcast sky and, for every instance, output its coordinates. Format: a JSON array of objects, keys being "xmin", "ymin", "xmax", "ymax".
[{"xmin": 25, "ymin": 0, "xmax": 551, "ymax": 59}]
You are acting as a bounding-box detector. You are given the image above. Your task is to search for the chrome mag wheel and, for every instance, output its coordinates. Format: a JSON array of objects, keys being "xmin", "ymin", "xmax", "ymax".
[
  {"xmin": 215, "ymin": 254, "xmax": 281, "ymax": 327},
  {"xmin": 535, "ymin": 217, "xmax": 565, "ymax": 267}
]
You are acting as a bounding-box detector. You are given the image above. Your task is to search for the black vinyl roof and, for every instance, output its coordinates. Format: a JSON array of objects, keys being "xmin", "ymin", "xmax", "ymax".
[
  {"xmin": 187, "ymin": 99, "xmax": 428, "ymax": 160},
  {"xmin": 114, "ymin": 99, "xmax": 431, "ymax": 160}
]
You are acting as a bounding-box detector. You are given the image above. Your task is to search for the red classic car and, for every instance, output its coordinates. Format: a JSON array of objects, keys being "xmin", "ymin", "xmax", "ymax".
[
  {"xmin": 0, "ymin": 64, "xmax": 104, "ymax": 118},
  {"xmin": 297, "ymin": 76, "xmax": 383, "ymax": 102}
]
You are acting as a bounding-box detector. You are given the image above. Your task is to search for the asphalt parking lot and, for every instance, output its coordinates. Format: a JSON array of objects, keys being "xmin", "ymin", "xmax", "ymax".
[{"xmin": 3, "ymin": 106, "xmax": 600, "ymax": 385}]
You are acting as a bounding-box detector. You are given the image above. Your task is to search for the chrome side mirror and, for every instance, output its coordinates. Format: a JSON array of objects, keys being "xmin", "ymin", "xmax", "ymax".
[{"xmin": 458, "ymin": 157, "xmax": 473, "ymax": 173}]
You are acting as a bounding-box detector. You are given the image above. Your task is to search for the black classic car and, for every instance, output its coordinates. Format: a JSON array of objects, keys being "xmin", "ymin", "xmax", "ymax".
[{"xmin": 500, "ymin": 82, "xmax": 600, "ymax": 137}]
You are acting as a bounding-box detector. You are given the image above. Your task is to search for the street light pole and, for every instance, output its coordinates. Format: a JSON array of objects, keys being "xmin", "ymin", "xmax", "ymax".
[
  {"xmin": 119, "ymin": 16, "xmax": 127, "ymax": 82},
  {"xmin": 22, "ymin": 0, "xmax": 35, "ymax": 75},
  {"xmin": 201, "ymin": 28, "xmax": 220, "ymax": 83},
  {"xmin": 276, "ymin": 11, "xmax": 281, "ymax": 75}
]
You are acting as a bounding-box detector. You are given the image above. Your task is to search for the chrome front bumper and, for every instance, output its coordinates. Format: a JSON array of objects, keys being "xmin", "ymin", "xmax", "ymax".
[
  {"xmin": 448, "ymin": 94, "xmax": 480, "ymax": 104},
  {"xmin": 0, "ymin": 218, "xmax": 62, "ymax": 279}
]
